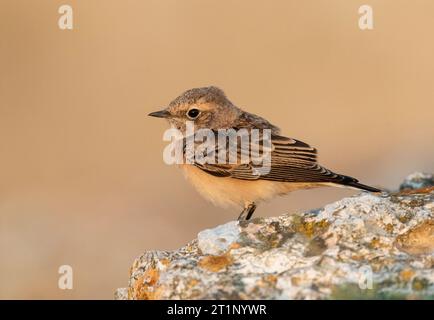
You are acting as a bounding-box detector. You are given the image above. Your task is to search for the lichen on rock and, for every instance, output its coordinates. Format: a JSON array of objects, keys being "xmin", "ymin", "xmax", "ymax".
[{"xmin": 115, "ymin": 173, "xmax": 434, "ymax": 300}]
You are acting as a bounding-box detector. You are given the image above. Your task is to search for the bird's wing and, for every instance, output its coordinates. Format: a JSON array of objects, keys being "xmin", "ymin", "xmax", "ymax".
[{"xmin": 191, "ymin": 131, "xmax": 353, "ymax": 184}]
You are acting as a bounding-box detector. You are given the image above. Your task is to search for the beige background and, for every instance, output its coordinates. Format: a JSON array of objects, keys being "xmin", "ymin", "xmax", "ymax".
[{"xmin": 1, "ymin": 0, "xmax": 433, "ymax": 299}]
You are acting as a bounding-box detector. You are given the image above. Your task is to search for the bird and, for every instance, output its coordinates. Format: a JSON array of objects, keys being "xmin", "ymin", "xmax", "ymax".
[{"xmin": 149, "ymin": 86, "xmax": 381, "ymax": 221}]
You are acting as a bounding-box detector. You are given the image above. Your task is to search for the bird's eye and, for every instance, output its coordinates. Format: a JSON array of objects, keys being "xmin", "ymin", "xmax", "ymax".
[{"xmin": 187, "ymin": 108, "xmax": 200, "ymax": 119}]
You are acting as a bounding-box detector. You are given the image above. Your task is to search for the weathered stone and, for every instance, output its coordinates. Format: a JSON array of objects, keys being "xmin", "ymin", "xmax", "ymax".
[
  {"xmin": 400, "ymin": 172, "xmax": 434, "ymax": 191},
  {"xmin": 395, "ymin": 219, "xmax": 434, "ymax": 255},
  {"xmin": 117, "ymin": 173, "xmax": 434, "ymax": 300},
  {"xmin": 114, "ymin": 288, "xmax": 128, "ymax": 301},
  {"xmin": 197, "ymin": 221, "xmax": 240, "ymax": 255}
]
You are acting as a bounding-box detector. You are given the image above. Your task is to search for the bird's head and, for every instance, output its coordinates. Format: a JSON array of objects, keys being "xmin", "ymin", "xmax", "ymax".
[{"xmin": 149, "ymin": 86, "xmax": 241, "ymax": 132}]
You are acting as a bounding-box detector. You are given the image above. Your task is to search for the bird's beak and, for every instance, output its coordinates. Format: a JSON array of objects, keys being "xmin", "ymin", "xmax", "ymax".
[{"xmin": 148, "ymin": 109, "xmax": 171, "ymax": 118}]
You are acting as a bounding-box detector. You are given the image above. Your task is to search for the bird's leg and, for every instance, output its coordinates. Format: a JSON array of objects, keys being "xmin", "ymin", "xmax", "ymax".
[
  {"xmin": 237, "ymin": 207, "xmax": 247, "ymax": 221},
  {"xmin": 245, "ymin": 203, "xmax": 257, "ymax": 220},
  {"xmin": 237, "ymin": 202, "xmax": 257, "ymax": 221}
]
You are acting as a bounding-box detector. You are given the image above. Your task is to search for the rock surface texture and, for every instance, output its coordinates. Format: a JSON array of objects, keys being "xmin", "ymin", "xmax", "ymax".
[{"xmin": 116, "ymin": 173, "xmax": 434, "ymax": 300}]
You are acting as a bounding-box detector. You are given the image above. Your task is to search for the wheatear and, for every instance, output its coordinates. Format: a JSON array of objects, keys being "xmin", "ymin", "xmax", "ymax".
[{"xmin": 149, "ymin": 86, "xmax": 380, "ymax": 220}]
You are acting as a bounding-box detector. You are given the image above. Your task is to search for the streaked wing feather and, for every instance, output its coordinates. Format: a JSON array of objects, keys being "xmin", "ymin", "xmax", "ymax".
[
  {"xmin": 270, "ymin": 135, "xmax": 317, "ymax": 164},
  {"xmin": 192, "ymin": 132, "xmax": 348, "ymax": 184}
]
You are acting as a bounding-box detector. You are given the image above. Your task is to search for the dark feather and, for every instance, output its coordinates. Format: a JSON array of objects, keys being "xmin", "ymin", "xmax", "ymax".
[{"xmin": 188, "ymin": 129, "xmax": 380, "ymax": 192}]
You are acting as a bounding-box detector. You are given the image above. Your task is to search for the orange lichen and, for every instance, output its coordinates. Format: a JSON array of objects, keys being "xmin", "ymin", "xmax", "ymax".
[
  {"xmin": 133, "ymin": 267, "xmax": 161, "ymax": 300},
  {"xmin": 294, "ymin": 218, "xmax": 330, "ymax": 238},
  {"xmin": 369, "ymin": 237, "xmax": 381, "ymax": 249},
  {"xmin": 291, "ymin": 276, "xmax": 301, "ymax": 286},
  {"xmin": 229, "ymin": 242, "xmax": 242, "ymax": 250},
  {"xmin": 395, "ymin": 220, "xmax": 434, "ymax": 255},
  {"xmin": 189, "ymin": 278, "xmax": 199, "ymax": 287},
  {"xmin": 254, "ymin": 274, "xmax": 278, "ymax": 289},
  {"xmin": 385, "ymin": 224, "xmax": 394, "ymax": 233},
  {"xmin": 198, "ymin": 254, "xmax": 233, "ymax": 272},
  {"xmin": 398, "ymin": 186, "xmax": 434, "ymax": 195},
  {"xmin": 399, "ymin": 269, "xmax": 415, "ymax": 282},
  {"xmin": 351, "ymin": 254, "xmax": 365, "ymax": 261},
  {"xmin": 262, "ymin": 275, "xmax": 277, "ymax": 285},
  {"xmin": 160, "ymin": 258, "xmax": 171, "ymax": 267}
]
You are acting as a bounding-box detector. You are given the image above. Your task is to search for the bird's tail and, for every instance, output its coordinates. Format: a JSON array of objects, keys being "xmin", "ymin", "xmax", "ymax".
[
  {"xmin": 344, "ymin": 181, "xmax": 382, "ymax": 193},
  {"xmin": 337, "ymin": 175, "xmax": 382, "ymax": 193}
]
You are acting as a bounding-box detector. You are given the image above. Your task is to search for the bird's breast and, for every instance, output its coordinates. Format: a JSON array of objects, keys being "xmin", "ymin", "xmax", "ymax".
[{"xmin": 179, "ymin": 164, "xmax": 320, "ymax": 209}]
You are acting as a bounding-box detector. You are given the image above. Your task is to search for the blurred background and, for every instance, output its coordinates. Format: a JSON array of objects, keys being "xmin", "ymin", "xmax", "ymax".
[{"xmin": 1, "ymin": 0, "xmax": 433, "ymax": 299}]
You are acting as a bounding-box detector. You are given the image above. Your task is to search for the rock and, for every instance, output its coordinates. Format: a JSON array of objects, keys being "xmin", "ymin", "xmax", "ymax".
[
  {"xmin": 116, "ymin": 173, "xmax": 434, "ymax": 300},
  {"xmin": 197, "ymin": 221, "xmax": 240, "ymax": 256},
  {"xmin": 395, "ymin": 220, "xmax": 434, "ymax": 255},
  {"xmin": 114, "ymin": 288, "xmax": 128, "ymax": 301},
  {"xmin": 400, "ymin": 172, "xmax": 434, "ymax": 191}
]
